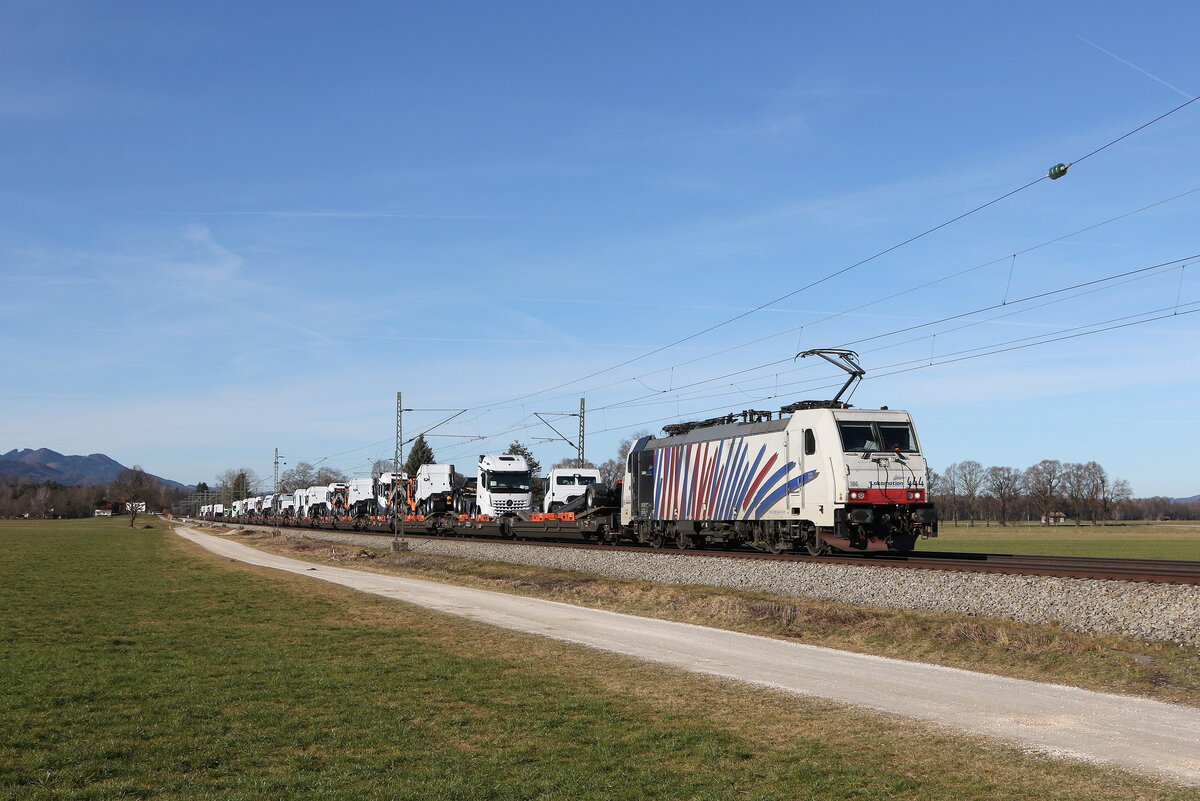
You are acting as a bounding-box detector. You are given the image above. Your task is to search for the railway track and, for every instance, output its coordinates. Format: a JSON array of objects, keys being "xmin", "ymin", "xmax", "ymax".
[{"xmin": 187, "ymin": 518, "xmax": 1200, "ymax": 586}]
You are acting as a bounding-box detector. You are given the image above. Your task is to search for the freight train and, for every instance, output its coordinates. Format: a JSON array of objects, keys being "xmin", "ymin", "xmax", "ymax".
[{"xmin": 197, "ymin": 350, "xmax": 938, "ymax": 554}]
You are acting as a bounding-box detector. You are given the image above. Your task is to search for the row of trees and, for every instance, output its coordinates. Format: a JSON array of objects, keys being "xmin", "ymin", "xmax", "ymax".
[
  {"xmin": 928, "ymin": 459, "xmax": 1196, "ymax": 525},
  {"xmin": 0, "ymin": 480, "xmax": 106, "ymax": 519},
  {"xmin": 0, "ymin": 466, "xmax": 185, "ymax": 525}
]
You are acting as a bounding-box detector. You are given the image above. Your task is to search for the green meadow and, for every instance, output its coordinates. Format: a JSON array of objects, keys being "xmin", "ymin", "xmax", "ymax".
[{"xmin": 919, "ymin": 521, "xmax": 1200, "ymax": 559}]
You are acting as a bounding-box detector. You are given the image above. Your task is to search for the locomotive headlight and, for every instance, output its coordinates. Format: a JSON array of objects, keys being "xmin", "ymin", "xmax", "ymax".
[
  {"xmin": 849, "ymin": 490, "xmax": 867, "ymax": 500},
  {"xmin": 906, "ymin": 490, "xmax": 923, "ymax": 500}
]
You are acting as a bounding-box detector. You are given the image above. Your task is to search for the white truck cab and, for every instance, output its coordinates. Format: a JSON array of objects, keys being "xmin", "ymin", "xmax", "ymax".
[
  {"xmin": 476, "ymin": 454, "xmax": 532, "ymax": 517},
  {"xmin": 414, "ymin": 464, "xmax": 456, "ymax": 515},
  {"xmin": 375, "ymin": 472, "xmax": 407, "ymax": 517},
  {"xmin": 544, "ymin": 467, "xmax": 601, "ymax": 512}
]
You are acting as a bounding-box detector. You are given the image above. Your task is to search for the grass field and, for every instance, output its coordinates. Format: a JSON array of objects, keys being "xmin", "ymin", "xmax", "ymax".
[
  {"xmin": 919, "ymin": 522, "xmax": 1200, "ymax": 560},
  {"xmin": 2, "ymin": 517, "xmax": 1197, "ymax": 800}
]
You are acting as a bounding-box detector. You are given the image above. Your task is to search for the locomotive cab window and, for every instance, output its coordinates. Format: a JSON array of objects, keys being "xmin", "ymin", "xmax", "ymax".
[
  {"xmin": 838, "ymin": 421, "xmax": 919, "ymax": 453},
  {"xmin": 878, "ymin": 423, "xmax": 916, "ymax": 453},
  {"xmin": 804, "ymin": 429, "xmax": 816, "ymax": 455},
  {"xmin": 838, "ymin": 423, "xmax": 878, "ymax": 452}
]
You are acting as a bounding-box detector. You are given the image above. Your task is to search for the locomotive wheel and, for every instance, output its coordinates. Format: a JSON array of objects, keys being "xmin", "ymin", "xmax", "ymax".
[
  {"xmin": 675, "ymin": 530, "xmax": 694, "ymax": 550},
  {"xmin": 649, "ymin": 529, "xmax": 666, "ymax": 548},
  {"xmin": 805, "ymin": 534, "xmax": 832, "ymax": 556}
]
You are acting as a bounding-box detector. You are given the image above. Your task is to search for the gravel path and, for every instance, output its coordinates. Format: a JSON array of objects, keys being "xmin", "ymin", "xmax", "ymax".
[
  {"xmin": 177, "ymin": 526, "xmax": 1200, "ymax": 787},
  {"xmin": 202, "ymin": 522, "xmax": 1200, "ymax": 646}
]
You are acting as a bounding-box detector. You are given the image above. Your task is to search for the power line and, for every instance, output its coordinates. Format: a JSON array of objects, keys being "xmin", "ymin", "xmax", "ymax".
[
  {"xmin": 433, "ymin": 252, "xmax": 1196, "ymax": 462},
  {"xmin": 583, "ymin": 300, "xmax": 1199, "ymax": 437},
  {"xmin": 582, "ymin": 259, "xmax": 1192, "ymax": 417},
  {"xmin": 468, "ymin": 94, "xmax": 1200, "ymax": 413},
  {"xmin": 589, "ymin": 251, "xmax": 1197, "ymax": 413},
  {"xmin": 467, "ymin": 180, "xmax": 1200, "ymax": 422}
]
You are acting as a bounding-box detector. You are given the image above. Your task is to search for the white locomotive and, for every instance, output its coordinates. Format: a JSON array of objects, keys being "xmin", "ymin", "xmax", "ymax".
[
  {"xmin": 621, "ymin": 351, "xmax": 936, "ymax": 553},
  {"xmin": 621, "ymin": 404, "xmax": 934, "ymax": 553}
]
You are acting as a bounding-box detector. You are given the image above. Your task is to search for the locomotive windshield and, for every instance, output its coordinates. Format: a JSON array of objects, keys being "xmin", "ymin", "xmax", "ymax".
[
  {"xmin": 838, "ymin": 421, "xmax": 917, "ymax": 453},
  {"xmin": 487, "ymin": 471, "xmax": 532, "ymax": 492}
]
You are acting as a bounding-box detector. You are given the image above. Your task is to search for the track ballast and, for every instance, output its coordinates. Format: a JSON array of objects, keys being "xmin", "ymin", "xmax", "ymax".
[{"xmin": 188, "ymin": 519, "xmax": 1200, "ymax": 585}]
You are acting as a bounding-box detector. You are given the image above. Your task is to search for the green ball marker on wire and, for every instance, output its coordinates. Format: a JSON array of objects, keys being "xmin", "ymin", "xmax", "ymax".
[{"xmin": 1048, "ymin": 162, "xmax": 1071, "ymax": 180}]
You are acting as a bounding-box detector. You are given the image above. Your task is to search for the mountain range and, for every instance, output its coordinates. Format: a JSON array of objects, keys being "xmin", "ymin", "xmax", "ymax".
[{"xmin": 0, "ymin": 448, "xmax": 189, "ymax": 489}]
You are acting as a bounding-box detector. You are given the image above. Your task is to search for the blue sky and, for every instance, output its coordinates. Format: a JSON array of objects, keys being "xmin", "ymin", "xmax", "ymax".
[{"xmin": 2, "ymin": 1, "xmax": 1198, "ymax": 496}]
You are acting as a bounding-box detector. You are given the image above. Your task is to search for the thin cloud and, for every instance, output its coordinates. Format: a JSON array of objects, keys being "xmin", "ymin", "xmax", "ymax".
[
  {"xmin": 173, "ymin": 211, "xmax": 542, "ymax": 220},
  {"xmin": 1075, "ymin": 36, "xmax": 1193, "ymax": 99}
]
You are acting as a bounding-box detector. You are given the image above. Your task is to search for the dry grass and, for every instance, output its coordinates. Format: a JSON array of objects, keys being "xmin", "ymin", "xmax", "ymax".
[{"xmin": 233, "ymin": 528, "xmax": 1200, "ymax": 707}]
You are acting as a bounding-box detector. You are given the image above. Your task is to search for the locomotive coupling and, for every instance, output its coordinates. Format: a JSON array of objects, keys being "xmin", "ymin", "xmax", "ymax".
[
  {"xmin": 846, "ymin": 507, "xmax": 874, "ymax": 524},
  {"xmin": 911, "ymin": 507, "xmax": 937, "ymax": 524}
]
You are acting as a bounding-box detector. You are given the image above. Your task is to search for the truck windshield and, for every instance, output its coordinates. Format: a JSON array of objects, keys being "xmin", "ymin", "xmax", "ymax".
[
  {"xmin": 838, "ymin": 421, "xmax": 917, "ymax": 453},
  {"xmin": 488, "ymin": 471, "xmax": 532, "ymax": 493}
]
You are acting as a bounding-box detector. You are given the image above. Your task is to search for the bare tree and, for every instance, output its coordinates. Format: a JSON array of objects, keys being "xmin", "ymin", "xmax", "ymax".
[
  {"xmin": 983, "ymin": 466, "xmax": 1022, "ymax": 526},
  {"xmin": 551, "ymin": 457, "xmax": 596, "ymax": 470},
  {"xmin": 108, "ymin": 466, "xmax": 157, "ymax": 527},
  {"xmin": 1109, "ymin": 478, "xmax": 1133, "ymax": 521},
  {"xmin": 280, "ymin": 462, "xmax": 316, "ymax": 492},
  {"xmin": 956, "ymin": 460, "xmax": 984, "ymax": 526},
  {"xmin": 1079, "ymin": 461, "xmax": 1109, "ymax": 525},
  {"xmin": 1061, "ymin": 463, "xmax": 1093, "ymax": 526},
  {"xmin": 32, "ymin": 485, "xmax": 51, "ymax": 518},
  {"xmin": 597, "ymin": 459, "xmax": 623, "ymax": 487},
  {"xmin": 939, "ymin": 463, "xmax": 962, "ymax": 525},
  {"xmin": 370, "ymin": 459, "xmax": 394, "ymax": 479},
  {"xmin": 216, "ymin": 468, "xmax": 260, "ymax": 504},
  {"xmin": 314, "ymin": 466, "xmax": 348, "ymax": 485},
  {"xmin": 1023, "ymin": 459, "xmax": 1063, "ymax": 526}
]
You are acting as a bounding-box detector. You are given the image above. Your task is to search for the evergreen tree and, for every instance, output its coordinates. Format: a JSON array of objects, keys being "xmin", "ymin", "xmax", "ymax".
[
  {"xmin": 232, "ymin": 471, "xmax": 251, "ymax": 500},
  {"xmin": 505, "ymin": 441, "xmax": 540, "ymax": 476},
  {"xmin": 403, "ymin": 435, "xmax": 436, "ymax": 475}
]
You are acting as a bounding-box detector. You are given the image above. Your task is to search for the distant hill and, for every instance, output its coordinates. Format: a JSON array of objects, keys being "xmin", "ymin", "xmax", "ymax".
[
  {"xmin": 0, "ymin": 448, "xmax": 189, "ymax": 489},
  {"xmin": 1175, "ymin": 494, "xmax": 1200, "ymax": 504}
]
